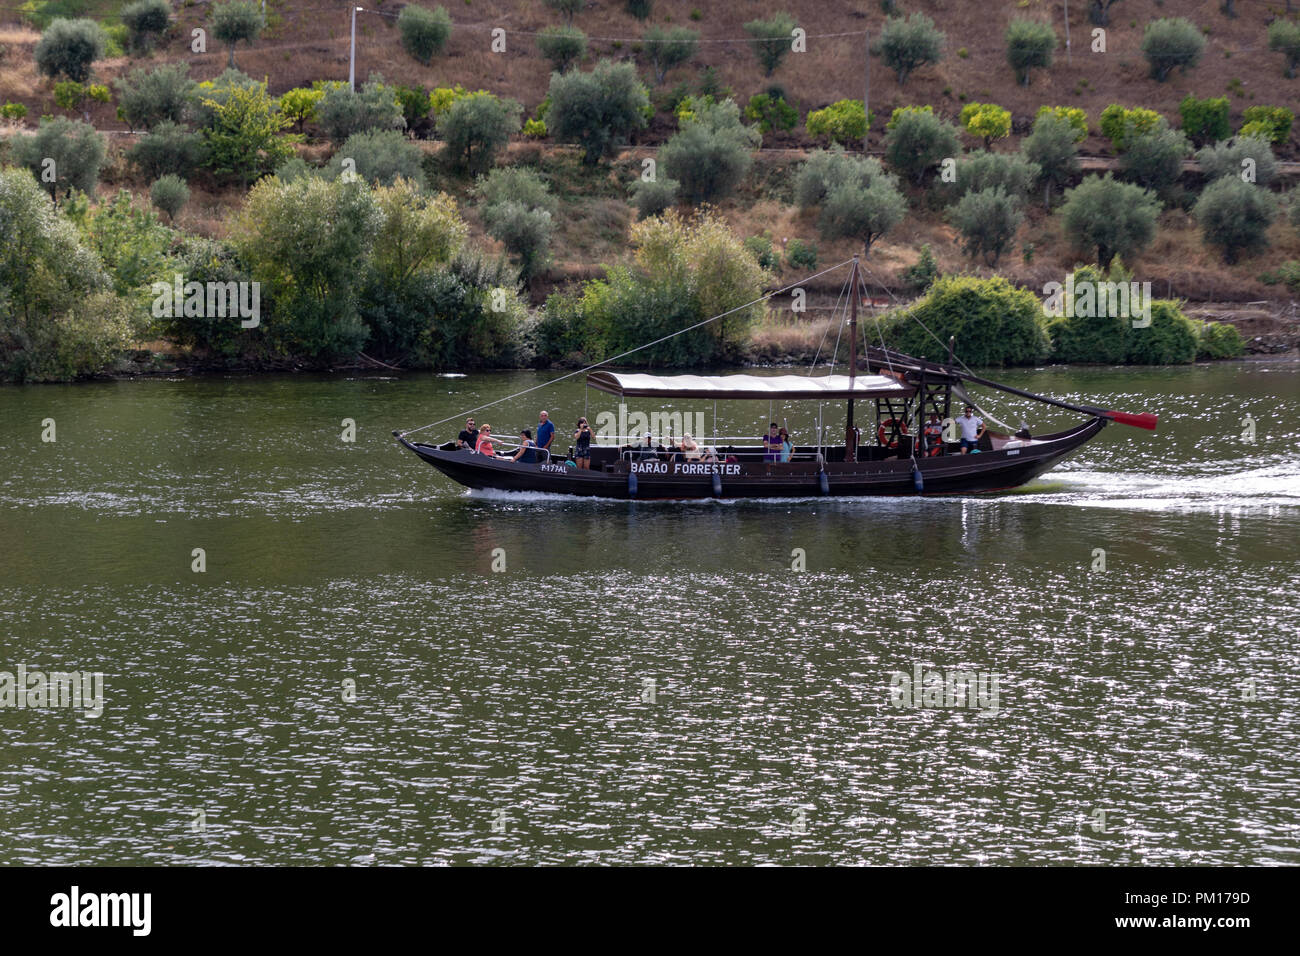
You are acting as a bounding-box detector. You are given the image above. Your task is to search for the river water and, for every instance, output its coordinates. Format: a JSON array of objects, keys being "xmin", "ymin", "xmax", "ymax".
[{"xmin": 0, "ymin": 363, "xmax": 1296, "ymax": 865}]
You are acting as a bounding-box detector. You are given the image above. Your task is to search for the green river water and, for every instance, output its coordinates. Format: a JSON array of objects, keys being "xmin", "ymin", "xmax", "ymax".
[{"xmin": 0, "ymin": 363, "xmax": 1296, "ymax": 865}]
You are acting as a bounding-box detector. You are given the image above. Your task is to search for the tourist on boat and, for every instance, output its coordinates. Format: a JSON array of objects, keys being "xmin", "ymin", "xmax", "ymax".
[
  {"xmin": 536, "ymin": 411, "xmax": 555, "ymax": 455},
  {"xmin": 512, "ymin": 429, "xmax": 538, "ymax": 463},
  {"xmin": 574, "ymin": 418, "xmax": 592, "ymax": 469},
  {"xmin": 923, "ymin": 412, "xmax": 944, "ymax": 456},
  {"xmin": 778, "ymin": 427, "xmax": 793, "ymax": 463},
  {"xmin": 639, "ymin": 431, "xmax": 660, "ymax": 460},
  {"xmin": 457, "ymin": 418, "xmax": 478, "ymax": 451},
  {"xmin": 474, "ymin": 424, "xmax": 495, "ymax": 457},
  {"xmin": 763, "ymin": 422, "xmax": 782, "ymax": 462},
  {"xmin": 958, "ymin": 405, "xmax": 986, "ymax": 454},
  {"xmin": 680, "ymin": 433, "xmax": 701, "ymax": 461}
]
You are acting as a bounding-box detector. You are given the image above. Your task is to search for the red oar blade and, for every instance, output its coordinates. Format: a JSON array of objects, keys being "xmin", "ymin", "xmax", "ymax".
[{"xmin": 1105, "ymin": 410, "xmax": 1158, "ymax": 431}]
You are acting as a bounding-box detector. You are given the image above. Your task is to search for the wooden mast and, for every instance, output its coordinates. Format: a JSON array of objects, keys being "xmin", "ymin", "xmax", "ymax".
[{"xmin": 845, "ymin": 255, "xmax": 859, "ymax": 462}]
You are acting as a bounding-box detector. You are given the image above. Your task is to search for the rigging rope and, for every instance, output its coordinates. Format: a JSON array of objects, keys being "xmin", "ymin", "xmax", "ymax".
[{"xmin": 397, "ymin": 258, "xmax": 857, "ymax": 439}]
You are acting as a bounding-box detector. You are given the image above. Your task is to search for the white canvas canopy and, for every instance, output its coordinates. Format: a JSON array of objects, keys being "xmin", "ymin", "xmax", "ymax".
[{"xmin": 586, "ymin": 371, "xmax": 914, "ymax": 400}]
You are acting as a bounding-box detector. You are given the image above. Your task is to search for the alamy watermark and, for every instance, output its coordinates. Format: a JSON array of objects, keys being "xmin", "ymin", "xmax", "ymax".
[
  {"xmin": 1042, "ymin": 275, "xmax": 1152, "ymax": 328},
  {"xmin": 151, "ymin": 274, "xmax": 260, "ymax": 328},
  {"xmin": 593, "ymin": 403, "xmax": 707, "ymax": 442},
  {"xmin": 0, "ymin": 665, "xmax": 104, "ymax": 717},
  {"xmin": 889, "ymin": 665, "xmax": 1000, "ymax": 718}
]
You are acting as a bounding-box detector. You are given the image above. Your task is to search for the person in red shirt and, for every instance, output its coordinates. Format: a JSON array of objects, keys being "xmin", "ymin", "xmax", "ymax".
[{"xmin": 475, "ymin": 424, "xmax": 496, "ymax": 456}]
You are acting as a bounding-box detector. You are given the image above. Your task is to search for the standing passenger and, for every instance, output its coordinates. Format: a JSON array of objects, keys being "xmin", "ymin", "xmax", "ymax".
[
  {"xmin": 574, "ymin": 418, "xmax": 592, "ymax": 469},
  {"xmin": 763, "ymin": 422, "xmax": 782, "ymax": 462},
  {"xmin": 536, "ymin": 411, "xmax": 555, "ymax": 457}
]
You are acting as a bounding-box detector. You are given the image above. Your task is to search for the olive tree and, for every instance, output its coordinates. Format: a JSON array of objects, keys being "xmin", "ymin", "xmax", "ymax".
[
  {"xmin": 884, "ymin": 108, "xmax": 960, "ymax": 184},
  {"xmin": 876, "ymin": 13, "xmax": 944, "ymax": 86},
  {"xmin": 150, "ymin": 174, "xmax": 189, "ymax": 222},
  {"xmin": 818, "ymin": 176, "xmax": 906, "ymax": 257},
  {"xmin": 16, "ymin": 117, "xmax": 107, "ymax": 202},
  {"xmin": 660, "ymin": 98, "xmax": 760, "ymax": 204},
  {"xmin": 537, "ymin": 25, "xmax": 586, "ymax": 73},
  {"xmin": 950, "ymin": 187, "xmax": 1023, "ymax": 266},
  {"xmin": 743, "ymin": 13, "xmax": 798, "ymax": 77},
  {"xmin": 1141, "ymin": 18, "xmax": 1204, "ymax": 82},
  {"xmin": 211, "ymin": 1, "xmax": 266, "ymax": 70},
  {"xmin": 1118, "ymin": 121, "xmax": 1190, "ymax": 193},
  {"xmin": 1023, "ymin": 111, "xmax": 1080, "ymax": 207},
  {"xmin": 127, "ymin": 121, "xmax": 206, "ymax": 179},
  {"xmin": 398, "ymin": 5, "xmax": 452, "ymax": 64},
  {"xmin": 1060, "ymin": 174, "xmax": 1159, "ymax": 268},
  {"xmin": 33, "ymin": 18, "xmax": 107, "ymax": 84},
  {"xmin": 476, "ymin": 168, "xmax": 558, "ymax": 283},
  {"xmin": 641, "ymin": 26, "xmax": 698, "ymax": 85},
  {"xmin": 1196, "ymin": 136, "xmax": 1278, "ymax": 187},
  {"xmin": 114, "ymin": 62, "xmax": 195, "ymax": 130},
  {"xmin": 328, "ymin": 129, "xmax": 425, "ymax": 187},
  {"xmin": 317, "ymin": 77, "xmax": 405, "ymax": 144},
  {"xmin": 437, "ymin": 91, "xmax": 521, "ymax": 172},
  {"xmin": 1193, "ymin": 177, "xmax": 1275, "ymax": 263},
  {"xmin": 1005, "ymin": 19, "xmax": 1055, "ymax": 86},
  {"xmin": 121, "ymin": 0, "xmax": 171, "ymax": 54},
  {"xmin": 546, "ymin": 60, "xmax": 649, "ymax": 166},
  {"xmin": 1267, "ymin": 20, "xmax": 1300, "ymax": 79}
]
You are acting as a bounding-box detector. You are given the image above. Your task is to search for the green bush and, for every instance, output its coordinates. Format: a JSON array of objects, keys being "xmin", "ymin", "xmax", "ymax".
[
  {"xmin": 817, "ymin": 176, "xmax": 906, "ymax": 256},
  {"xmin": 475, "ymin": 167, "xmax": 557, "ymax": 282},
  {"xmin": 899, "ymin": 243, "xmax": 937, "ymax": 292},
  {"xmin": 328, "ymin": 129, "xmax": 425, "ymax": 187},
  {"xmin": 1141, "ymin": 18, "xmax": 1205, "ymax": 82},
  {"xmin": 1024, "ymin": 111, "xmax": 1081, "ymax": 207},
  {"xmin": 1035, "ymin": 106, "xmax": 1088, "ymax": 142},
  {"xmin": 959, "ymin": 102, "xmax": 1011, "ymax": 147},
  {"xmin": 537, "ymin": 24, "xmax": 587, "ymax": 74},
  {"xmin": 155, "ymin": 236, "xmax": 259, "ymax": 358},
  {"xmin": 950, "ymin": 150, "xmax": 1040, "ymax": 202},
  {"xmin": 1005, "ymin": 19, "xmax": 1056, "ymax": 86},
  {"xmin": 876, "ymin": 12, "xmax": 944, "ymax": 86},
  {"xmin": 949, "ymin": 187, "xmax": 1023, "ymax": 266},
  {"xmin": 1060, "ymin": 174, "xmax": 1159, "ymax": 268},
  {"xmin": 127, "ymin": 120, "xmax": 205, "ymax": 179},
  {"xmin": 316, "ymin": 76, "xmax": 405, "ymax": 144},
  {"xmin": 1196, "ymin": 135, "xmax": 1277, "ymax": 187},
  {"xmin": 121, "ymin": 0, "xmax": 170, "ymax": 54},
  {"xmin": 641, "ymin": 26, "xmax": 698, "ymax": 85},
  {"xmin": 1, "ymin": 102, "xmax": 29, "ymax": 120},
  {"xmin": 398, "ymin": 5, "xmax": 451, "ymax": 65},
  {"xmin": 210, "ymin": 1, "xmax": 265, "ymax": 70},
  {"xmin": 886, "ymin": 275, "xmax": 1051, "ymax": 366},
  {"xmin": 278, "ymin": 87, "xmax": 324, "ymax": 133},
  {"xmin": 805, "ymin": 99, "xmax": 870, "ymax": 145},
  {"xmin": 33, "ymin": 18, "xmax": 107, "ymax": 83},
  {"xmin": 1192, "ymin": 176, "xmax": 1275, "ymax": 263},
  {"xmin": 546, "ymin": 60, "xmax": 649, "ymax": 166},
  {"xmin": 1178, "ymin": 95, "xmax": 1230, "ymax": 146},
  {"xmin": 629, "ymin": 176, "xmax": 679, "ymax": 219},
  {"xmin": 660, "ymin": 98, "xmax": 760, "ymax": 203},
  {"xmin": 1099, "ymin": 104, "xmax": 1160, "ymax": 150},
  {"xmin": 200, "ymin": 80, "xmax": 296, "ymax": 187},
  {"xmin": 1124, "ymin": 300, "xmax": 1197, "ymax": 365},
  {"xmin": 1118, "ymin": 121, "xmax": 1190, "ymax": 192},
  {"xmin": 884, "ymin": 107, "xmax": 960, "ymax": 184},
  {"xmin": 626, "ymin": 0, "xmax": 653, "ymax": 20},
  {"xmin": 786, "ymin": 238, "xmax": 817, "ymax": 270},
  {"xmin": 114, "ymin": 62, "xmax": 195, "ymax": 130},
  {"xmin": 1194, "ymin": 320, "xmax": 1244, "ymax": 359},
  {"xmin": 1046, "ymin": 264, "xmax": 1130, "ymax": 364},
  {"xmin": 1268, "ymin": 20, "xmax": 1300, "ymax": 79},
  {"xmin": 1238, "ymin": 106, "xmax": 1293, "ymax": 146},
  {"xmin": 743, "ymin": 234, "xmax": 780, "ymax": 270},
  {"xmin": 743, "ymin": 93, "xmax": 798, "ymax": 135},
  {"xmin": 743, "ymin": 13, "xmax": 798, "ymax": 76},
  {"xmin": 394, "ymin": 84, "xmax": 430, "ymax": 133},
  {"xmin": 437, "ymin": 90, "xmax": 521, "ymax": 172},
  {"xmin": 149, "ymin": 173, "xmax": 189, "ymax": 221},
  {"xmin": 15, "ymin": 116, "xmax": 106, "ymax": 201}
]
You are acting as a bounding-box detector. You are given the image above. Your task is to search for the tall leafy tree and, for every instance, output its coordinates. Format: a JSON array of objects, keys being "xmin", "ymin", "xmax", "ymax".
[{"xmin": 211, "ymin": 1, "xmax": 266, "ymax": 70}]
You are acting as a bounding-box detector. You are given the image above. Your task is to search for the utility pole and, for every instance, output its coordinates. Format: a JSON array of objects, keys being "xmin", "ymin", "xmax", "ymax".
[
  {"xmin": 846, "ymin": 256, "xmax": 860, "ymax": 462},
  {"xmin": 1063, "ymin": 0, "xmax": 1071, "ymax": 65},
  {"xmin": 349, "ymin": 6, "xmax": 361, "ymax": 92},
  {"xmin": 863, "ymin": 30, "xmax": 870, "ymax": 153}
]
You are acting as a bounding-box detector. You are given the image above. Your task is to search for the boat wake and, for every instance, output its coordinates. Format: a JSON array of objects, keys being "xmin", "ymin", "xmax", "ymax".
[{"xmin": 1016, "ymin": 462, "xmax": 1300, "ymax": 512}]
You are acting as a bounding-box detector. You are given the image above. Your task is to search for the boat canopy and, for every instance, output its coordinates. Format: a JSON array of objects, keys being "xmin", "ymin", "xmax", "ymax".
[{"xmin": 586, "ymin": 371, "xmax": 915, "ymax": 400}]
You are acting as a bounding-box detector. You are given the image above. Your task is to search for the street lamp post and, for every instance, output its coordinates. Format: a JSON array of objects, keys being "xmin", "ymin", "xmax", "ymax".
[{"xmin": 349, "ymin": 7, "xmax": 362, "ymax": 92}]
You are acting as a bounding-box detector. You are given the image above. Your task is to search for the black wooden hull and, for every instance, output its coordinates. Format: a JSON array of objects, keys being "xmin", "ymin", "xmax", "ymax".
[{"xmin": 395, "ymin": 417, "xmax": 1107, "ymax": 499}]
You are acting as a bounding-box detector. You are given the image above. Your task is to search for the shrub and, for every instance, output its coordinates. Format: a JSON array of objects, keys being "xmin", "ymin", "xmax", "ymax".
[
  {"xmin": 949, "ymin": 187, "xmax": 1023, "ymax": 266},
  {"xmin": 660, "ymin": 98, "xmax": 760, "ymax": 204},
  {"xmin": 1195, "ymin": 320, "xmax": 1244, "ymax": 359},
  {"xmin": 876, "ymin": 12, "xmax": 944, "ymax": 86},
  {"xmin": 1035, "ymin": 106, "xmax": 1087, "ymax": 142},
  {"xmin": 53, "ymin": 80, "xmax": 110, "ymax": 117},
  {"xmin": 626, "ymin": 0, "xmax": 653, "ymax": 21},
  {"xmin": 1238, "ymin": 106, "xmax": 1293, "ymax": 146},
  {"xmin": 1, "ymin": 102, "xmax": 29, "ymax": 120},
  {"xmin": 127, "ymin": 120, "xmax": 206, "ymax": 179},
  {"xmin": 149, "ymin": 173, "xmax": 189, "ymax": 221},
  {"xmin": 437, "ymin": 90, "xmax": 521, "ymax": 172},
  {"xmin": 1088, "ymin": 0, "xmax": 1125, "ymax": 26},
  {"xmin": 429, "ymin": 84, "xmax": 471, "ymax": 118},
  {"xmin": 15, "ymin": 116, "xmax": 106, "ymax": 201},
  {"xmin": 1268, "ymin": 20, "xmax": 1300, "ymax": 79},
  {"xmin": 1141, "ymin": 18, "xmax": 1204, "ymax": 82},
  {"xmin": 744, "ymin": 13, "xmax": 799, "ymax": 76},
  {"xmin": 210, "ymin": 1, "xmax": 265, "ymax": 70},
  {"xmin": 805, "ymin": 99, "xmax": 870, "ymax": 146},
  {"xmin": 33, "ymin": 18, "xmax": 106, "ymax": 83},
  {"xmin": 544, "ymin": 0, "xmax": 583, "ymax": 24},
  {"xmin": 744, "ymin": 93, "xmax": 798, "ymax": 135},
  {"xmin": 786, "ymin": 238, "xmax": 817, "ymax": 270},
  {"xmin": 121, "ymin": 0, "xmax": 170, "ymax": 54},
  {"xmin": 959, "ymin": 102, "xmax": 1011, "ymax": 148},
  {"xmin": 1196, "ymin": 135, "xmax": 1278, "ymax": 187},
  {"xmin": 188, "ymin": 68, "xmax": 261, "ymax": 129},
  {"xmin": 1124, "ymin": 300, "xmax": 1197, "ymax": 365},
  {"xmin": 629, "ymin": 177, "xmax": 679, "ymax": 218},
  {"xmin": 1193, "ymin": 176, "xmax": 1275, "ymax": 263},
  {"xmin": 1179, "ymin": 95, "xmax": 1230, "ymax": 146},
  {"xmin": 641, "ymin": 26, "xmax": 698, "ymax": 85},
  {"xmin": 884, "ymin": 108, "xmax": 960, "ymax": 184},
  {"xmin": 1118, "ymin": 121, "xmax": 1190, "ymax": 192},
  {"xmin": 1099, "ymin": 104, "xmax": 1160, "ymax": 150},
  {"xmin": 818, "ymin": 176, "xmax": 906, "ymax": 256},
  {"xmin": 317, "ymin": 76, "xmax": 405, "ymax": 144},
  {"xmin": 114, "ymin": 62, "xmax": 195, "ymax": 130},
  {"xmin": 392, "ymin": 85, "xmax": 429, "ymax": 133},
  {"xmin": 1061, "ymin": 174, "xmax": 1159, "ymax": 268},
  {"xmin": 1005, "ymin": 19, "xmax": 1056, "ymax": 86},
  {"xmin": 1024, "ymin": 111, "xmax": 1082, "ymax": 207},
  {"xmin": 200, "ymin": 81, "xmax": 296, "ymax": 187},
  {"xmin": 1047, "ymin": 265, "xmax": 1132, "ymax": 364},
  {"xmin": 398, "ymin": 5, "xmax": 451, "ymax": 65},
  {"xmin": 887, "ymin": 275, "xmax": 1051, "ymax": 366},
  {"xmin": 546, "ymin": 60, "xmax": 649, "ymax": 165},
  {"xmin": 328, "ymin": 129, "xmax": 425, "ymax": 187},
  {"xmin": 523, "ymin": 117, "xmax": 547, "ymax": 138},
  {"xmin": 900, "ymin": 243, "xmax": 937, "ymax": 292},
  {"xmin": 537, "ymin": 25, "xmax": 586, "ymax": 75},
  {"xmin": 794, "ymin": 147, "xmax": 892, "ymax": 208},
  {"xmin": 951, "ymin": 150, "xmax": 1040, "ymax": 201}
]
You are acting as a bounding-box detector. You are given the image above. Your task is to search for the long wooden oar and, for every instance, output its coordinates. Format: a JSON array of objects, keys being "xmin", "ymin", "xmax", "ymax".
[{"xmin": 956, "ymin": 371, "xmax": 1160, "ymax": 431}]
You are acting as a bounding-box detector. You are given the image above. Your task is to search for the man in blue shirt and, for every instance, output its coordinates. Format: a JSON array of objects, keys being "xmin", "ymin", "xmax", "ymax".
[{"xmin": 536, "ymin": 410, "xmax": 555, "ymax": 459}]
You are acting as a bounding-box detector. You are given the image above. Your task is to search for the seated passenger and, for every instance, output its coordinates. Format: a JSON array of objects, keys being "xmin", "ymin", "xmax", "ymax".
[
  {"xmin": 681, "ymin": 433, "xmax": 701, "ymax": 461},
  {"xmin": 923, "ymin": 412, "xmax": 944, "ymax": 457},
  {"xmin": 639, "ymin": 431, "xmax": 659, "ymax": 460},
  {"xmin": 699, "ymin": 445, "xmax": 718, "ymax": 463},
  {"xmin": 475, "ymin": 424, "xmax": 496, "ymax": 457},
  {"xmin": 457, "ymin": 417, "xmax": 479, "ymax": 451},
  {"xmin": 512, "ymin": 428, "xmax": 537, "ymax": 463}
]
